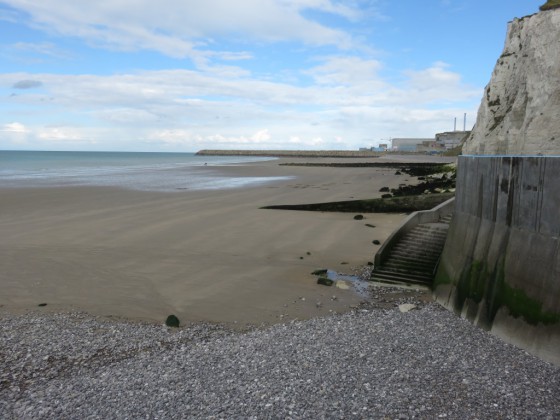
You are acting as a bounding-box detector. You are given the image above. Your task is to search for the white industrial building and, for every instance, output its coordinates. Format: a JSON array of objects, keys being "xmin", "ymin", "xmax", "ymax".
[
  {"xmin": 435, "ymin": 131, "xmax": 471, "ymax": 150},
  {"xmin": 391, "ymin": 138, "xmax": 434, "ymax": 152}
]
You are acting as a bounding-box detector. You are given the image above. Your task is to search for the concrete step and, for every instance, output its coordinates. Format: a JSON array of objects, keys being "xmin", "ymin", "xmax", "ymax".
[
  {"xmin": 396, "ymin": 235, "xmax": 447, "ymax": 244},
  {"xmin": 396, "ymin": 235, "xmax": 447, "ymax": 245},
  {"xmin": 413, "ymin": 223, "xmax": 449, "ymax": 230},
  {"xmin": 439, "ymin": 214, "xmax": 453, "ymax": 224},
  {"xmin": 370, "ymin": 276, "xmax": 419, "ymax": 287},
  {"xmin": 371, "ymin": 269, "xmax": 433, "ymax": 283},
  {"xmin": 371, "ymin": 217, "xmax": 451, "ymax": 287},
  {"xmin": 405, "ymin": 231, "xmax": 448, "ymax": 240},
  {"xmin": 377, "ymin": 261, "xmax": 436, "ymax": 274},
  {"xmin": 402, "ymin": 231, "xmax": 447, "ymax": 241},
  {"xmin": 406, "ymin": 232, "xmax": 447, "ymax": 241},
  {"xmin": 390, "ymin": 247, "xmax": 443, "ymax": 259},
  {"xmin": 393, "ymin": 241, "xmax": 445, "ymax": 252},
  {"xmin": 371, "ymin": 270, "xmax": 433, "ymax": 286},
  {"xmin": 386, "ymin": 254, "xmax": 437, "ymax": 264},
  {"xmin": 405, "ymin": 232, "xmax": 448, "ymax": 240},
  {"xmin": 385, "ymin": 253, "xmax": 439, "ymax": 265},
  {"xmin": 383, "ymin": 260, "xmax": 434, "ymax": 274},
  {"xmin": 407, "ymin": 223, "xmax": 449, "ymax": 235},
  {"xmin": 380, "ymin": 266, "xmax": 434, "ymax": 278},
  {"xmin": 386, "ymin": 254, "xmax": 440, "ymax": 266}
]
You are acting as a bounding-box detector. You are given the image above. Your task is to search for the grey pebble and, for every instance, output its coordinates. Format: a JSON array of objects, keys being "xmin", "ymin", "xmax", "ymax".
[{"xmin": 0, "ymin": 304, "xmax": 559, "ymax": 419}]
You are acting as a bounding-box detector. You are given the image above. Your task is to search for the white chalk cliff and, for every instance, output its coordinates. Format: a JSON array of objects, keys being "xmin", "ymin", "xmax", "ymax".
[{"xmin": 463, "ymin": 8, "xmax": 560, "ymax": 155}]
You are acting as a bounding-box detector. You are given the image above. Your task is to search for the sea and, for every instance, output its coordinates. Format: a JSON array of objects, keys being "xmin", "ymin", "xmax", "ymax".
[{"xmin": 0, "ymin": 150, "xmax": 291, "ymax": 192}]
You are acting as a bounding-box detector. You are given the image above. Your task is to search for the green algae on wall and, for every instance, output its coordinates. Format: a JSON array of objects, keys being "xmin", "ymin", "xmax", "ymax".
[
  {"xmin": 456, "ymin": 260, "xmax": 487, "ymax": 307},
  {"xmin": 449, "ymin": 257, "xmax": 560, "ymax": 327},
  {"xmin": 433, "ymin": 266, "xmax": 452, "ymax": 287},
  {"xmin": 490, "ymin": 258, "xmax": 560, "ymax": 326}
]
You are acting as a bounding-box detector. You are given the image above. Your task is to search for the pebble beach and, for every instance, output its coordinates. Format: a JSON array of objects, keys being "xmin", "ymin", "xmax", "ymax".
[{"xmin": 1, "ymin": 295, "xmax": 559, "ymax": 419}]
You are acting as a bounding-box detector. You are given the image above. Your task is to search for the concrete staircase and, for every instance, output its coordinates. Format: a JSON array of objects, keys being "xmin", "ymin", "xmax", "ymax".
[{"xmin": 371, "ymin": 214, "xmax": 452, "ymax": 287}]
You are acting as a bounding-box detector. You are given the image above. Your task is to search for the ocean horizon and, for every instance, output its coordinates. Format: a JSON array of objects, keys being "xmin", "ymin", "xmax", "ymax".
[{"xmin": 0, "ymin": 150, "xmax": 289, "ymax": 192}]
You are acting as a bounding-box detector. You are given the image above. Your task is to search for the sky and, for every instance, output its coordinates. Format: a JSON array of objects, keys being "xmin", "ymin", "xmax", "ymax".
[{"xmin": 0, "ymin": 0, "xmax": 544, "ymax": 152}]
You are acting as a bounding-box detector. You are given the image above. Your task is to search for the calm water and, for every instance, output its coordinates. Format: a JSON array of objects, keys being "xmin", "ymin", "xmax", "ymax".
[{"xmin": 0, "ymin": 151, "xmax": 290, "ymax": 192}]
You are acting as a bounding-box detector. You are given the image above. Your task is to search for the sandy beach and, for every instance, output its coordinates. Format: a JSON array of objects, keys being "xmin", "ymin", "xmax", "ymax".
[
  {"xmin": 3, "ymin": 155, "xmax": 559, "ymax": 419},
  {"xmin": 0, "ymin": 155, "xmax": 450, "ymax": 327}
]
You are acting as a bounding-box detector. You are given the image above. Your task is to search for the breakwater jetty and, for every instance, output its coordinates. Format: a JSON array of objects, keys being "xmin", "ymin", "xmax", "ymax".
[{"xmin": 196, "ymin": 149, "xmax": 380, "ymax": 158}]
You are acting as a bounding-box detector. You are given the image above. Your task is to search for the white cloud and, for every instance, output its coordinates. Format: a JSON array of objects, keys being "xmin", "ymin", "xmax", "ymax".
[
  {"xmin": 0, "ymin": 58, "xmax": 481, "ymax": 151},
  {"xmin": 284, "ymin": 0, "xmax": 361, "ymax": 20},
  {"xmin": 95, "ymin": 108, "xmax": 162, "ymax": 124},
  {"xmin": 251, "ymin": 129, "xmax": 272, "ymax": 143},
  {"xmin": 398, "ymin": 61, "xmax": 481, "ymax": 105},
  {"xmin": 36, "ymin": 126, "xmax": 89, "ymax": 142},
  {"xmin": 143, "ymin": 125, "xmax": 344, "ymax": 150},
  {"xmin": 1, "ymin": 122, "xmax": 28, "ymax": 133},
  {"xmin": 306, "ymin": 56, "xmax": 384, "ymax": 86},
  {"xmin": 0, "ymin": 122, "xmax": 99, "ymax": 147},
  {"xmin": 3, "ymin": 0, "xmax": 362, "ymax": 60},
  {"xmin": 206, "ymin": 51, "xmax": 254, "ymax": 61},
  {"xmin": 12, "ymin": 42, "xmax": 73, "ymax": 59},
  {"xmin": 147, "ymin": 128, "xmax": 271, "ymax": 147},
  {"xmin": 0, "ymin": 122, "xmax": 30, "ymax": 145},
  {"xmin": 404, "ymin": 61, "xmax": 461, "ymax": 91},
  {"xmin": 12, "ymin": 79, "xmax": 43, "ymax": 89},
  {"xmin": 288, "ymin": 135, "xmax": 326, "ymax": 147},
  {"xmin": 0, "ymin": 6, "xmax": 20, "ymax": 23},
  {"xmin": 284, "ymin": 0, "xmax": 386, "ymax": 22}
]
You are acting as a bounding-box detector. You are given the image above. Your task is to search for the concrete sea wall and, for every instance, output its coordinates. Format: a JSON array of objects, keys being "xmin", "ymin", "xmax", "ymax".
[{"xmin": 434, "ymin": 156, "xmax": 560, "ymax": 365}]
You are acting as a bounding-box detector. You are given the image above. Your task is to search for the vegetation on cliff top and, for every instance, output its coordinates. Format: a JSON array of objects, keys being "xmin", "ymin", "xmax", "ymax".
[{"xmin": 540, "ymin": 0, "xmax": 560, "ymax": 10}]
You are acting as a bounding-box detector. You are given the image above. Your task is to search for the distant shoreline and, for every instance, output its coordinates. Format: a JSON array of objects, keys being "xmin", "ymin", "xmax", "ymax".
[{"xmin": 196, "ymin": 149, "xmax": 381, "ymax": 158}]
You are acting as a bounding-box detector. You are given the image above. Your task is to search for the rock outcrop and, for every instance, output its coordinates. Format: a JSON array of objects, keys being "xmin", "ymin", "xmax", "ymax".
[{"xmin": 463, "ymin": 8, "xmax": 560, "ymax": 155}]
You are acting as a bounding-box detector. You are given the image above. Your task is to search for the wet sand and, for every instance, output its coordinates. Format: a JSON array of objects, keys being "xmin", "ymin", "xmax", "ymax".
[{"xmin": 0, "ymin": 156, "xmax": 452, "ymax": 327}]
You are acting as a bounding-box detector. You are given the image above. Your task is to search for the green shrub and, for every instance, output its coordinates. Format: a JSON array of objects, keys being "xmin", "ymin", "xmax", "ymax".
[{"xmin": 540, "ymin": 0, "xmax": 560, "ymax": 10}]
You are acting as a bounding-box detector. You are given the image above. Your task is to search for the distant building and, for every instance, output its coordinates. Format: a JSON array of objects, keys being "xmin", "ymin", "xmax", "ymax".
[
  {"xmin": 417, "ymin": 140, "xmax": 442, "ymax": 153},
  {"xmin": 361, "ymin": 133, "xmax": 469, "ymax": 153},
  {"xmin": 435, "ymin": 131, "xmax": 471, "ymax": 150},
  {"xmin": 359, "ymin": 145, "xmax": 387, "ymax": 152},
  {"xmin": 391, "ymin": 138, "xmax": 434, "ymax": 152}
]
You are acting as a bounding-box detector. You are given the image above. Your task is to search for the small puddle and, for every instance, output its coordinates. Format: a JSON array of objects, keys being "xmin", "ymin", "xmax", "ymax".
[{"xmin": 325, "ymin": 269, "xmax": 370, "ymax": 298}]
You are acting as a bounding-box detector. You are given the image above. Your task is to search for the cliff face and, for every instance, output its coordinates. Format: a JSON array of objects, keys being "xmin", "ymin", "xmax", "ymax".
[{"xmin": 463, "ymin": 9, "xmax": 560, "ymax": 155}]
